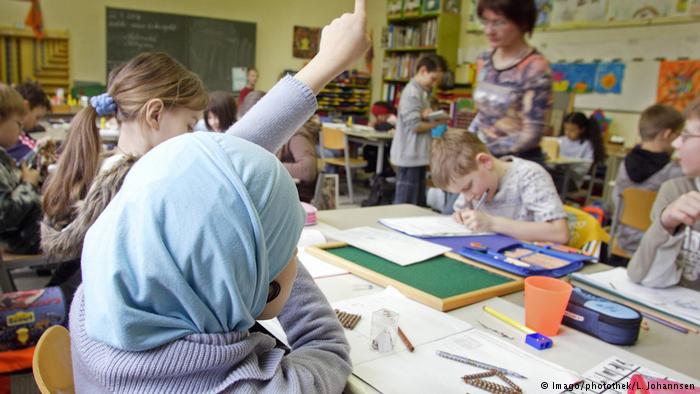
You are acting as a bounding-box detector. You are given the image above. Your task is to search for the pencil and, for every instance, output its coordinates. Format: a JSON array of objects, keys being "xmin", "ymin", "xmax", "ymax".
[
  {"xmin": 397, "ymin": 326, "xmax": 414, "ymax": 352},
  {"xmin": 641, "ymin": 312, "xmax": 689, "ymax": 334},
  {"xmin": 473, "ymin": 189, "xmax": 489, "ymax": 211}
]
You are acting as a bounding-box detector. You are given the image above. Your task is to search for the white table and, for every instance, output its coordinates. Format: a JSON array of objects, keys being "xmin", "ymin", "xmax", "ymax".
[
  {"xmin": 311, "ymin": 204, "xmax": 700, "ymax": 387},
  {"xmin": 324, "ymin": 123, "xmax": 393, "ymax": 176}
]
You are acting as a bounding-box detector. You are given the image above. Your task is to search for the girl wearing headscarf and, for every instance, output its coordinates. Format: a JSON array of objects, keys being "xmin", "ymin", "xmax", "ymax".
[{"xmin": 71, "ymin": 132, "xmax": 351, "ymax": 393}]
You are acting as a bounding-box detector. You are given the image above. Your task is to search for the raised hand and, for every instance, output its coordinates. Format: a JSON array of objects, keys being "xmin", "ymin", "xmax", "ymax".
[{"xmin": 294, "ymin": 0, "xmax": 371, "ymax": 94}]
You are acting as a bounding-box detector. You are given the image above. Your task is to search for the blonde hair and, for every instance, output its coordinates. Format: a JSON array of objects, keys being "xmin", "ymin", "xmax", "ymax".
[
  {"xmin": 638, "ymin": 104, "xmax": 684, "ymax": 141},
  {"xmin": 0, "ymin": 83, "xmax": 26, "ymax": 121},
  {"xmin": 43, "ymin": 52, "xmax": 208, "ymax": 223},
  {"xmin": 684, "ymin": 96, "xmax": 700, "ymax": 121},
  {"xmin": 430, "ymin": 129, "xmax": 489, "ymax": 189}
]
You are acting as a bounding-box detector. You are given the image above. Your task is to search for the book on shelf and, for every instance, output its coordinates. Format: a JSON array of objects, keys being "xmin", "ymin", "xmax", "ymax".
[{"xmin": 385, "ymin": 19, "xmax": 438, "ymax": 48}]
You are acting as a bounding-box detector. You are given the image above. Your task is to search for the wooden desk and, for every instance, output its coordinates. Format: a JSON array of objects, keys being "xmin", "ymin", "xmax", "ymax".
[{"xmin": 316, "ymin": 204, "xmax": 700, "ymax": 382}]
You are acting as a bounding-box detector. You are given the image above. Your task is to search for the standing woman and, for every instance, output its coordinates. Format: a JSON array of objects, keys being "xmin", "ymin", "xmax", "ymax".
[{"xmin": 469, "ymin": 0, "xmax": 552, "ymax": 163}]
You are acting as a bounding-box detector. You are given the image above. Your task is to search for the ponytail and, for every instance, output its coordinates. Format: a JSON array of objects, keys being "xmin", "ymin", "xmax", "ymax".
[{"xmin": 42, "ymin": 106, "xmax": 102, "ymax": 223}]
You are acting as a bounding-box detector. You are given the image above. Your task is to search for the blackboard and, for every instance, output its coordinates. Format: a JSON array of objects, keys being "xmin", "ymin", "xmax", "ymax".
[{"xmin": 106, "ymin": 7, "xmax": 256, "ymax": 91}]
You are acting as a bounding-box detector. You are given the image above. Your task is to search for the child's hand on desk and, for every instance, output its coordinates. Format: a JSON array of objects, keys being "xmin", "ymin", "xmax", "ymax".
[
  {"xmin": 294, "ymin": 0, "xmax": 370, "ymax": 94},
  {"xmin": 661, "ymin": 191, "xmax": 700, "ymax": 232},
  {"xmin": 454, "ymin": 209, "xmax": 495, "ymax": 232}
]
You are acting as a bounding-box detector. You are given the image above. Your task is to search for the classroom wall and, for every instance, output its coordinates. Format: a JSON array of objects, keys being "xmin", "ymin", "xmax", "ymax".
[{"xmin": 0, "ymin": 0, "xmax": 375, "ymax": 92}]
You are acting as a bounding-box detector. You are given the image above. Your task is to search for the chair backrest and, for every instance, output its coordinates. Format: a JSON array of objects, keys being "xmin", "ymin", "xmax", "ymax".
[
  {"xmin": 33, "ymin": 325, "xmax": 74, "ymax": 394},
  {"xmin": 620, "ymin": 188, "xmax": 657, "ymax": 231},
  {"xmin": 321, "ymin": 127, "xmax": 346, "ymax": 151},
  {"xmin": 540, "ymin": 137, "xmax": 560, "ymax": 160}
]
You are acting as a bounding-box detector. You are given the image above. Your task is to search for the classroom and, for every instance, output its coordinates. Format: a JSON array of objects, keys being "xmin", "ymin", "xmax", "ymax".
[{"xmin": 0, "ymin": 0, "xmax": 699, "ymax": 393}]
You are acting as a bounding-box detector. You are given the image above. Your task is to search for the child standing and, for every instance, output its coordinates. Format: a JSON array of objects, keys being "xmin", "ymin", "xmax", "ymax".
[
  {"xmin": 627, "ymin": 97, "xmax": 700, "ymax": 290},
  {"xmin": 237, "ymin": 67, "xmax": 258, "ymax": 106},
  {"xmin": 431, "ymin": 128, "xmax": 568, "ymax": 243},
  {"xmin": 612, "ymin": 104, "xmax": 685, "ymax": 260},
  {"xmin": 204, "ymin": 91, "xmax": 237, "ymax": 132},
  {"xmin": 72, "ymin": 132, "xmax": 352, "ymax": 392},
  {"xmin": 390, "ymin": 54, "xmax": 448, "ymax": 206},
  {"xmin": 0, "ymin": 84, "xmax": 42, "ymax": 254}
]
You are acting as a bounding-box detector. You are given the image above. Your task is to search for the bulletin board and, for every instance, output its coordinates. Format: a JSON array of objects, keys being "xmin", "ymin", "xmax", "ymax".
[{"xmin": 306, "ymin": 242, "xmax": 524, "ymax": 312}]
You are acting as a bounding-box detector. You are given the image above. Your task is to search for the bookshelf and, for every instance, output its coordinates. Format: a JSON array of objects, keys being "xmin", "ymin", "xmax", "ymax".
[
  {"xmin": 0, "ymin": 27, "xmax": 70, "ymax": 97},
  {"xmin": 381, "ymin": 1, "xmax": 461, "ymax": 109},
  {"xmin": 316, "ymin": 70, "xmax": 371, "ymax": 124}
]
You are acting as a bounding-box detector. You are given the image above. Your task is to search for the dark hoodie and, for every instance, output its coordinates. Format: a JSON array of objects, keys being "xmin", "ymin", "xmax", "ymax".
[{"xmin": 624, "ymin": 146, "xmax": 672, "ymax": 183}]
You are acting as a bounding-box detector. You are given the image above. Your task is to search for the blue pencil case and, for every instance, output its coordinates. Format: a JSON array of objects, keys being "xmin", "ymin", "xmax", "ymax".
[
  {"xmin": 455, "ymin": 235, "xmax": 589, "ymax": 278},
  {"xmin": 562, "ymin": 287, "xmax": 641, "ymax": 346}
]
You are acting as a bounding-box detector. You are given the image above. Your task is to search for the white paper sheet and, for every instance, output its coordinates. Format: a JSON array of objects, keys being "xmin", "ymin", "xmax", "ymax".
[
  {"xmin": 379, "ymin": 215, "xmax": 494, "ymax": 237},
  {"xmin": 354, "ymin": 329, "xmax": 581, "ymax": 394},
  {"xmin": 297, "ymin": 228, "xmax": 327, "ymax": 248},
  {"xmin": 573, "ymin": 268, "xmax": 700, "ymax": 326},
  {"xmin": 298, "ymin": 247, "xmax": 349, "ymax": 279},
  {"xmin": 332, "ymin": 287, "xmax": 472, "ymax": 365},
  {"xmin": 333, "ymin": 227, "xmax": 450, "ymax": 266}
]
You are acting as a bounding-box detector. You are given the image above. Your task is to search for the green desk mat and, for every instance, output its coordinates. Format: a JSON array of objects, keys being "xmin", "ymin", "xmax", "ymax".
[{"xmin": 326, "ymin": 246, "xmax": 515, "ymax": 299}]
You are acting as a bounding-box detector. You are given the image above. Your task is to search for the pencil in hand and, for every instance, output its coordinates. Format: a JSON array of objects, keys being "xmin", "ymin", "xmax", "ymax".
[{"xmin": 397, "ymin": 326, "xmax": 414, "ymax": 352}]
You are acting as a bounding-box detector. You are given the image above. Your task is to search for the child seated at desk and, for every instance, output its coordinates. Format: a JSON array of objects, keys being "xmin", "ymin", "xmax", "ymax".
[
  {"xmin": 277, "ymin": 115, "xmax": 320, "ymax": 202},
  {"xmin": 6, "ymin": 81, "xmax": 51, "ymax": 163},
  {"xmin": 71, "ymin": 132, "xmax": 352, "ymax": 392},
  {"xmin": 612, "ymin": 104, "xmax": 685, "ymax": 262},
  {"xmin": 628, "ymin": 97, "xmax": 700, "ymax": 290},
  {"xmin": 554, "ymin": 112, "xmax": 606, "ymax": 190},
  {"xmin": 204, "ymin": 90, "xmax": 237, "ymax": 132},
  {"xmin": 0, "ymin": 83, "xmax": 42, "ymax": 254},
  {"xmin": 431, "ymin": 128, "xmax": 568, "ymax": 244}
]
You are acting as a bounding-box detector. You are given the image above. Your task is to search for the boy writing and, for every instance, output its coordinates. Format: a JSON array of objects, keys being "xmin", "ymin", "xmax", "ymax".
[
  {"xmin": 612, "ymin": 104, "xmax": 684, "ymax": 261},
  {"xmin": 628, "ymin": 97, "xmax": 700, "ymax": 290},
  {"xmin": 431, "ymin": 128, "xmax": 568, "ymax": 243},
  {"xmin": 390, "ymin": 54, "xmax": 448, "ymax": 206}
]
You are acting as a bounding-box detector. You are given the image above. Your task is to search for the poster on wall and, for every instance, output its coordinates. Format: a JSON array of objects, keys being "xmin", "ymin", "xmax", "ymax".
[
  {"xmin": 550, "ymin": 0, "xmax": 608, "ymax": 25},
  {"xmin": 594, "ymin": 62, "xmax": 625, "ymax": 94},
  {"xmin": 607, "ymin": 0, "xmax": 690, "ymax": 20},
  {"xmin": 293, "ymin": 26, "xmax": 321, "ymax": 59},
  {"xmin": 551, "ymin": 63, "xmax": 598, "ymax": 93},
  {"xmin": 656, "ymin": 60, "xmax": 700, "ymax": 112}
]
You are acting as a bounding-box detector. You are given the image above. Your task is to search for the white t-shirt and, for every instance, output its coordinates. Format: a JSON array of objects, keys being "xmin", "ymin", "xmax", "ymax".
[{"xmin": 454, "ymin": 156, "xmax": 566, "ymax": 222}]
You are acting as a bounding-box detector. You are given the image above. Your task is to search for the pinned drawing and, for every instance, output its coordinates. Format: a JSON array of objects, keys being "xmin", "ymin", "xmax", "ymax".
[
  {"xmin": 594, "ymin": 62, "xmax": 625, "ymax": 94},
  {"xmin": 656, "ymin": 60, "xmax": 700, "ymax": 112}
]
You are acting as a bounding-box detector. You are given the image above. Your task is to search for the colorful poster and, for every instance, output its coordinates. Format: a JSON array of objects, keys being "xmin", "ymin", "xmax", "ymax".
[
  {"xmin": 657, "ymin": 60, "xmax": 700, "ymax": 112},
  {"xmin": 551, "ymin": 0, "xmax": 608, "ymax": 25},
  {"xmin": 293, "ymin": 26, "xmax": 321, "ymax": 59},
  {"xmin": 607, "ymin": 0, "xmax": 690, "ymax": 20},
  {"xmin": 551, "ymin": 63, "xmax": 598, "ymax": 93},
  {"xmin": 594, "ymin": 62, "xmax": 626, "ymax": 94}
]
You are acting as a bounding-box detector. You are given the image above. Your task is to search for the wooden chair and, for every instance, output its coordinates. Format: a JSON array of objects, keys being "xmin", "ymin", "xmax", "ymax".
[
  {"xmin": 0, "ymin": 250, "xmax": 52, "ymax": 293},
  {"xmin": 540, "ymin": 137, "xmax": 560, "ymax": 160},
  {"xmin": 319, "ymin": 126, "xmax": 367, "ymax": 203},
  {"xmin": 609, "ymin": 188, "xmax": 657, "ymax": 258},
  {"xmin": 32, "ymin": 325, "xmax": 74, "ymax": 394}
]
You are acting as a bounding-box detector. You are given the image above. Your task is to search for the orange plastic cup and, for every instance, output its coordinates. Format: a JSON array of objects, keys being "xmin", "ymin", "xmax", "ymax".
[{"xmin": 524, "ymin": 276, "xmax": 573, "ymax": 337}]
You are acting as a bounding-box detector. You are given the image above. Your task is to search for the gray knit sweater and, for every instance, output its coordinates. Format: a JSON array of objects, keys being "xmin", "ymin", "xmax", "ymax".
[{"xmin": 70, "ymin": 266, "xmax": 352, "ymax": 393}]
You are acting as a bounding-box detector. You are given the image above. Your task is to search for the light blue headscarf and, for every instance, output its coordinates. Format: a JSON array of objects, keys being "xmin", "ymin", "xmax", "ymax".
[{"xmin": 81, "ymin": 132, "xmax": 305, "ymax": 351}]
